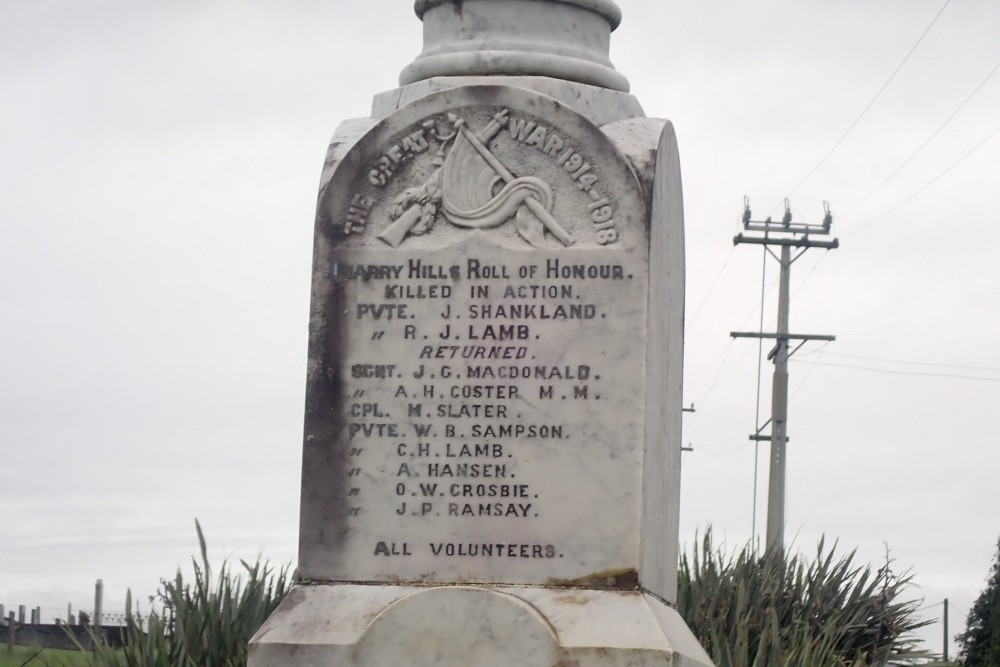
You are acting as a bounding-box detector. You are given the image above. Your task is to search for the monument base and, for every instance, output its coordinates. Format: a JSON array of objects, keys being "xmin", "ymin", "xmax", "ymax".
[{"xmin": 249, "ymin": 583, "xmax": 712, "ymax": 667}]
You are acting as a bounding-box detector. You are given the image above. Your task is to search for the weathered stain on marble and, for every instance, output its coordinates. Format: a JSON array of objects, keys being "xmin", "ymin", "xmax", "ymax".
[
  {"xmin": 548, "ymin": 567, "xmax": 639, "ymax": 590},
  {"xmin": 552, "ymin": 593, "xmax": 591, "ymax": 606}
]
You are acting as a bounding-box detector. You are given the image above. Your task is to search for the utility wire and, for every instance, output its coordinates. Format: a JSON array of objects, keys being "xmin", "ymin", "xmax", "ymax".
[
  {"xmin": 753, "ymin": 246, "xmax": 769, "ymax": 434},
  {"xmin": 840, "ymin": 57, "xmax": 1000, "ymax": 220},
  {"xmin": 789, "ymin": 359, "xmax": 1000, "ymax": 382},
  {"xmin": 796, "ymin": 349, "xmax": 1000, "ymax": 374},
  {"xmin": 691, "ymin": 342, "xmax": 736, "ymax": 410},
  {"xmin": 686, "ymin": 272, "xmax": 779, "ymax": 395},
  {"xmin": 686, "ymin": 338, "xmax": 737, "ymax": 392},
  {"xmin": 781, "ymin": 0, "xmax": 954, "ymax": 204},
  {"xmin": 684, "ymin": 263, "xmax": 779, "ymax": 445},
  {"xmin": 700, "ymin": 440, "xmax": 758, "ymax": 457},
  {"xmin": 790, "ymin": 251, "xmax": 831, "ymax": 300},
  {"xmin": 845, "ymin": 122, "xmax": 1000, "ymax": 237},
  {"xmin": 790, "ymin": 341, "xmax": 831, "ymax": 400},
  {"xmin": 751, "ymin": 246, "xmax": 768, "ymax": 542},
  {"xmin": 686, "ymin": 245, "xmax": 736, "ymax": 334},
  {"xmin": 684, "ymin": 262, "xmax": 777, "ymax": 451},
  {"xmin": 686, "ymin": 344, "xmax": 757, "ymax": 429}
]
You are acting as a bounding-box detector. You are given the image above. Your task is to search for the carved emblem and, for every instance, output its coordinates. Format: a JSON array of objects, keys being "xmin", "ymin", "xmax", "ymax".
[{"xmin": 377, "ymin": 109, "xmax": 574, "ymax": 249}]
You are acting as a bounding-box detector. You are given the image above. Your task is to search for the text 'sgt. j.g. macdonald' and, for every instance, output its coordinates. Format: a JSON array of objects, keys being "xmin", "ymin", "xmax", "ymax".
[{"xmin": 250, "ymin": 1, "xmax": 715, "ymax": 666}]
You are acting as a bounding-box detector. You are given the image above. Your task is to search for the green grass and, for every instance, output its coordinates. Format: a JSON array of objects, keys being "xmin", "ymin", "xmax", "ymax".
[{"xmin": 0, "ymin": 645, "xmax": 98, "ymax": 667}]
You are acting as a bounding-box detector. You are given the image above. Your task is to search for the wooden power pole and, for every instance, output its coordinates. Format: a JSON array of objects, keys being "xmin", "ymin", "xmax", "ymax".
[
  {"xmin": 731, "ymin": 198, "xmax": 838, "ymax": 550},
  {"xmin": 943, "ymin": 597, "xmax": 949, "ymax": 662}
]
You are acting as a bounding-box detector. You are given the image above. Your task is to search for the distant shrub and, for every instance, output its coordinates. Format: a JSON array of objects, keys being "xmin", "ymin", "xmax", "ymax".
[
  {"xmin": 956, "ymin": 536, "xmax": 1000, "ymax": 666},
  {"xmin": 68, "ymin": 520, "xmax": 291, "ymax": 667},
  {"xmin": 677, "ymin": 530, "xmax": 929, "ymax": 667}
]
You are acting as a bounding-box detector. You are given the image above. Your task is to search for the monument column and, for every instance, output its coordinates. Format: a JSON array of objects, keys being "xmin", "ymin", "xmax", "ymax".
[{"xmin": 251, "ymin": 2, "xmax": 713, "ymax": 665}]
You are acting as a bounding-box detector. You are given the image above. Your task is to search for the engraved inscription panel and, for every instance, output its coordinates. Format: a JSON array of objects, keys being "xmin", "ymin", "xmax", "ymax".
[{"xmin": 301, "ymin": 86, "xmax": 649, "ymax": 586}]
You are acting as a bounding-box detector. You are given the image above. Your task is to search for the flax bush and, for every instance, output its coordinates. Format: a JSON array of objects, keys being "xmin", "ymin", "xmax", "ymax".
[
  {"xmin": 68, "ymin": 521, "xmax": 291, "ymax": 667},
  {"xmin": 69, "ymin": 525, "xmax": 930, "ymax": 666},
  {"xmin": 677, "ymin": 530, "xmax": 929, "ymax": 667}
]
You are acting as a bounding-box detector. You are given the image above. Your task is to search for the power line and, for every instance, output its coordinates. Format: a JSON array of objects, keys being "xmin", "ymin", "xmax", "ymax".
[
  {"xmin": 840, "ymin": 57, "xmax": 1000, "ymax": 220},
  {"xmin": 685, "ymin": 245, "xmax": 736, "ymax": 334},
  {"xmin": 685, "ymin": 343, "xmax": 755, "ymax": 428},
  {"xmin": 686, "ymin": 269, "xmax": 780, "ymax": 397},
  {"xmin": 790, "ymin": 341, "xmax": 831, "ymax": 400},
  {"xmin": 845, "ymin": 122, "xmax": 1000, "ymax": 237},
  {"xmin": 789, "ymin": 359, "xmax": 1000, "ymax": 382},
  {"xmin": 687, "ymin": 273, "xmax": 780, "ymax": 392},
  {"xmin": 686, "ymin": 338, "xmax": 737, "ymax": 392},
  {"xmin": 796, "ymin": 349, "xmax": 1000, "ymax": 374},
  {"xmin": 781, "ymin": 0, "xmax": 954, "ymax": 203},
  {"xmin": 690, "ymin": 342, "xmax": 737, "ymax": 409},
  {"xmin": 790, "ymin": 251, "xmax": 831, "ymax": 301},
  {"xmin": 752, "ymin": 245, "xmax": 768, "ymax": 433},
  {"xmin": 751, "ymin": 246, "xmax": 768, "ymax": 545},
  {"xmin": 699, "ymin": 440, "xmax": 756, "ymax": 457}
]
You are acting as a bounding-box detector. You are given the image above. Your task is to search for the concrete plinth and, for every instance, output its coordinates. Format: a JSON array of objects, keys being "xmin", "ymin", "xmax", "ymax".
[{"xmin": 251, "ymin": 584, "xmax": 712, "ymax": 667}]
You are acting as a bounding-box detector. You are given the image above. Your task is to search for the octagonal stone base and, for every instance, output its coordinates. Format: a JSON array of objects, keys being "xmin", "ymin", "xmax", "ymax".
[{"xmin": 249, "ymin": 583, "xmax": 712, "ymax": 667}]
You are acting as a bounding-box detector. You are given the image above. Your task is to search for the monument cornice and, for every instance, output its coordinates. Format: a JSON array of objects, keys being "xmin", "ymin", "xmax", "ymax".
[
  {"xmin": 403, "ymin": 0, "xmax": 629, "ymax": 91},
  {"xmin": 414, "ymin": 0, "xmax": 623, "ymax": 30}
]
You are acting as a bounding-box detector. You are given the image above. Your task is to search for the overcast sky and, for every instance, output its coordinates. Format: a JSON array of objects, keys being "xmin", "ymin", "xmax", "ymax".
[{"xmin": 2, "ymin": 0, "xmax": 998, "ymax": 656}]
